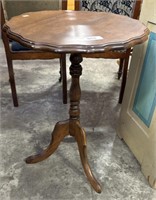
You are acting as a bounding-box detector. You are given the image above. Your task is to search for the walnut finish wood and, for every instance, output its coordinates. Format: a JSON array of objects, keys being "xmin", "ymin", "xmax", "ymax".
[
  {"xmin": 4, "ymin": 10, "xmax": 149, "ymax": 53},
  {"xmin": 25, "ymin": 53, "xmax": 101, "ymax": 193},
  {"xmin": 4, "ymin": 9, "xmax": 148, "ymax": 104},
  {"xmin": 26, "ymin": 119, "xmax": 101, "ymax": 193},
  {"xmin": 4, "ymin": 10, "xmax": 149, "ymax": 193}
]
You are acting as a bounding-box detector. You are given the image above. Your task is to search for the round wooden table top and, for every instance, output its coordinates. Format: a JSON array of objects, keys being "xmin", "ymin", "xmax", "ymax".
[{"xmin": 4, "ymin": 10, "xmax": 149, "ymax": 53}]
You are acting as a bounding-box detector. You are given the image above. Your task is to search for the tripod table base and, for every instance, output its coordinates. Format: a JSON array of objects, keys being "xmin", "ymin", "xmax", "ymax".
[{"xmin": 25, "ymin": 119, "xmax": 101, "ymax": 193}]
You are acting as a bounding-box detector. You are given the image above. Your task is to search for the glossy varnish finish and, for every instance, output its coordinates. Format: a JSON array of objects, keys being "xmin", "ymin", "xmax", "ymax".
[
  {"xmin": 4, "ymin": 10, "xmax": 149, "ymax": 53},
  {"xmin": 4, "ymin": 10, "xmax": 149, "ymax": 193}
]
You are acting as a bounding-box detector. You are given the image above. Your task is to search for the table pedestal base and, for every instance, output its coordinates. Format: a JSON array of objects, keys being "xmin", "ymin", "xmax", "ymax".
[
  {"xmin": 25, "ymin": 119, "xmax": 101, "ymax": 193},
  {"xmin": 25, "ymin": 53, "xmax": 101, "ymax": 193}
]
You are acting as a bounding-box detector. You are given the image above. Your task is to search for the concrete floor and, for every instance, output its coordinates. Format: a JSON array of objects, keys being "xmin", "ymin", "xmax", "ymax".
[{"xmin": 0, "ymin": 40, "xmax": 156, "ymax": 200}]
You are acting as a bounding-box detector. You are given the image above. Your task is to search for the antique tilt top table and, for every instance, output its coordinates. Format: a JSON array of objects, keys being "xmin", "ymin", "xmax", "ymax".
[{"xmin": 4, "ymin": 10, "xmax": 149, "ymax": 193}]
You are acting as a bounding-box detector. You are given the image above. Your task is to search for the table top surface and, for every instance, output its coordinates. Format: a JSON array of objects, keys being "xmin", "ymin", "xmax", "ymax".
[{"xmin": 4, "ymin": 10, "xmax": 149, "ymax": 53}]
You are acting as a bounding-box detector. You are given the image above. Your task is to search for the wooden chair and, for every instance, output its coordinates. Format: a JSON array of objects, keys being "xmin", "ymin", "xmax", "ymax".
[
  {"xmin": 1, "ymin": 0, "xmax": 67, "ymax": 107},
  {"xmin": 75, "ymin": 0, "xmax": 143, "ymax": 103}
]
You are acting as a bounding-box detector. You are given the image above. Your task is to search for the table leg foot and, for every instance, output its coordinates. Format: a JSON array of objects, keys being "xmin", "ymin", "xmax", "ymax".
[
  {"xmin": 25, "ymin": 120, "xmax": 69, "ymax": 164},
  {"xmin": 70, "ymin": 121, "xmax": 102, "ymax": 193}
]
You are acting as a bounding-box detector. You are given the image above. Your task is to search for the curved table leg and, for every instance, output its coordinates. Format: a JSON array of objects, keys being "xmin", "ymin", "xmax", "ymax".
[
  {"xmin": 68, "ymin": 53, "xmax": 101, "ymax": 193},
  {"xmin": 70, "ymin": 121, "xmax": 102, "ymax": 193},
  {"xmin": 25, "ymin": 120, "xmax": 69, "ymax": 164}
]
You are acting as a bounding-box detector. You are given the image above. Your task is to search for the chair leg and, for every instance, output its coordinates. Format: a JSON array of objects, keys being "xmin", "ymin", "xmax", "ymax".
[
  {"xmin": 118, "ymin": 58, "xmax": 124, "ymax": 80},
  {"xmin": 118, "ymin": 49, "xmax": 131, "ymax": 104},
  {"xmin": 60, "ymin": 54, "xmax": 67, "ymax": 104},
  {"xmin": 59, "ymin": 67, "xmax": 62, "ymax": 82},
  {"xmin": 6, "ymin": 58, "xmax": 19, "ymax": 107}
]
